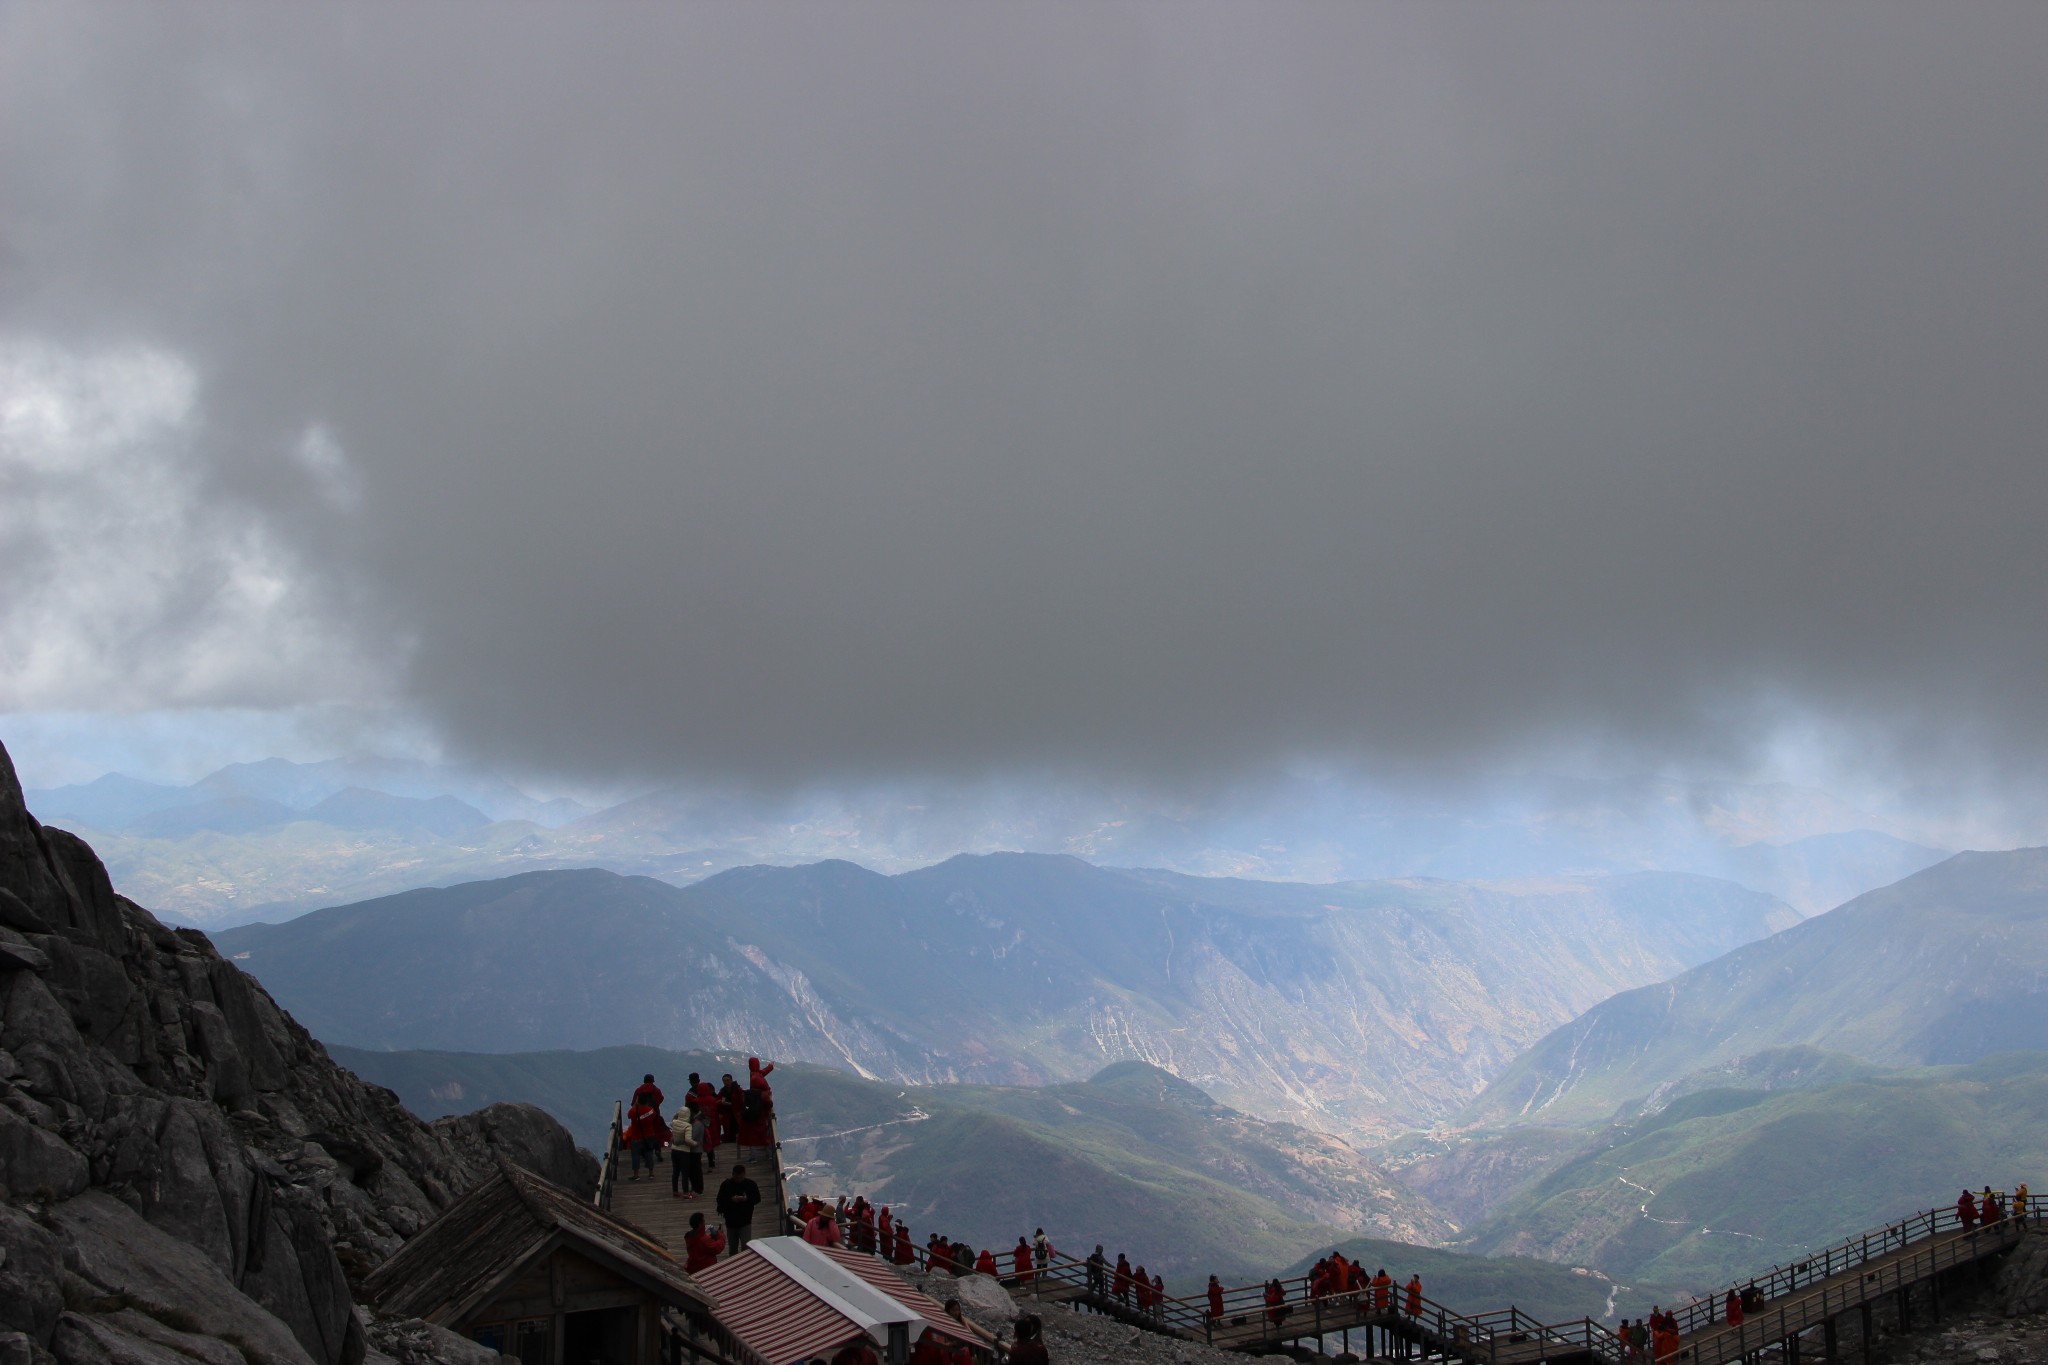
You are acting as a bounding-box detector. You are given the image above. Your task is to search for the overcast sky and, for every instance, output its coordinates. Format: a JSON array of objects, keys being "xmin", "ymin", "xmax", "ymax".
[{"xmin": 3, "ymin": 3, "xmax": 2045, "ymax": 802}]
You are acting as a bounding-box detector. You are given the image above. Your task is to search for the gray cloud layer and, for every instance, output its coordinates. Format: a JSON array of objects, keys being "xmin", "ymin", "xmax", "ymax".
[{"xmin": 4, "ymin": 3, "xmax": 2045, "ymax": 786}]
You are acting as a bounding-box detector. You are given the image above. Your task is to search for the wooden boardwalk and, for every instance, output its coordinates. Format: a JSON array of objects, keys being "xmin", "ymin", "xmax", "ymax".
[
  {"xmin": 596, "ymin": 1100, "xmax": 792, "ymax": 1262},
  {"xmin": 996, "ymin": 1202, "xmax": 2038, "ymax": 1362}
]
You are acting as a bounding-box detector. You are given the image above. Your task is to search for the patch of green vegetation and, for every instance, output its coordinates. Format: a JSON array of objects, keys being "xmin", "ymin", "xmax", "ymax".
[{"xmin": 1462, "ymin": 1054, "xmax": 2048, "ymax": 1294}]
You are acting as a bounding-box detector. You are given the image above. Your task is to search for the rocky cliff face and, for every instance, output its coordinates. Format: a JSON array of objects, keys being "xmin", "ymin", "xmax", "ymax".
[{"xmin": 0, "ymin": 739, "xmax": 595, "ymax": 1365}]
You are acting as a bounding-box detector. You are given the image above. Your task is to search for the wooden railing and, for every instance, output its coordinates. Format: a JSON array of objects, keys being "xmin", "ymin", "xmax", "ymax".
[
  {"xmin": 594, "ymin": 1098, "xmax": 624, "ymax": 1211},
  {"xmin": 837, "ymin": 1191, "xmax": 2036, "ymax": 1361}
]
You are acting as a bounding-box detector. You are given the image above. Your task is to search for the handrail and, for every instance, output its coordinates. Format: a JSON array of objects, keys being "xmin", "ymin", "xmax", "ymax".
[
  {"xmin": 766, "ymin": 1109, "xmax": 797, "ymax": 1237},
  {"xmin": 595, "ymin": 1098, "xmax": 623, "ymax": 1211},
  {"xmin": 1662, "ymin": 1190, "xmax": 2034, "ymax": 1338},
  {"xmin": 776, "ymin": 1176, "xmax": 2037, "ymax": 1360}
]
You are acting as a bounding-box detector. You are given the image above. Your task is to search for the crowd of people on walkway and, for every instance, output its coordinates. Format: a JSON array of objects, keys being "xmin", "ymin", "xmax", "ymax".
[
  {"xmin": 618, "ymin": 1061, "xmax": 778, "ymax": 1259},
  {"xmin": 1959, "ymin": 1183, "xmax": 2029, "ymax": 1229}
]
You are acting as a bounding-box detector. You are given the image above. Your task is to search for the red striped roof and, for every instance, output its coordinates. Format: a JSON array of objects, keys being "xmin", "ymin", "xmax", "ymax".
[{"xmin": 694, "ymin": 1240, "xmax": 983, "ymax": 1365}]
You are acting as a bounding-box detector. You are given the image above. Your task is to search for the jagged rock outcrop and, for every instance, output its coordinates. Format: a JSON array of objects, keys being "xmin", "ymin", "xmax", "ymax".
[
  {"xmin": 0, "ymin": 740, "xmax": 596, "ymax": 1365},
  {"xmin": 2000, "ymin": 1231, "xmax": 2048, "ymax": 1319}
]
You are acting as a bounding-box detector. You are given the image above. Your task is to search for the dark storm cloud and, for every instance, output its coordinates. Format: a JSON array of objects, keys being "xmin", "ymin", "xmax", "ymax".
[{"xmin": 4, "ymin": 3, "xmax": 2046, "ymax": 785}]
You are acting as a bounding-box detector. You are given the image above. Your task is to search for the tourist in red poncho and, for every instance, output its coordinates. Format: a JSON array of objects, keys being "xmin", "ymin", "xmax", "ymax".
[
  {"xmin": 1135, "ymin": 1267, "xmax": 1152, "ymax": 1313},
  {"xmin": 1372, "ymin": 1268, "xmax": 1392, "ymax": 1312},
  {"xmin": 803, "ymin": 1207, "xmax": 840, "ymax": 1247},
  {"xmin": 739, "ymin": 1059, "xmax": 776, "ymax": 1150},
  {"xmin": 1208, "ymin": 1275, "xmax": 1225, "ymax": 1322},
  {"xmin": 631, "ymin": 1073, "xmax": 664, "ymax": 1110},
  {"xmin": 894, "ymin": 1223, "xmax": 915, "ymax": 1266},
  {"xmin": 1264, "ymin": 1279, "xmax": 1288, "ymax": 1326},
  {"xmin": 975, "ymin": 1247, "xmax": 999, "ymax": 1276},
  {"xmin": 1959, "ymin": 1189, "xmax": 1978, "ymax": 1229},
  {"xmin": 682, "ymin": 1213, "xmax": 725, "ymax": 1273},
  {"xmin": 696, "ymin": 1089, "xmax": 723, "ymax": 1170},
  {"xmin": 1012, "ymin": 1236, "xmax": 1033, "ymax": 1284},
  {"xmin": 1406, "ymin": 1274, "xmax": 1423, "ymax": 1316},
  {"xmin": 1724, "ymin": 1287, "xmax": 1743, "ymax": 1327},
  {"xmin": 623, "ymin": 1103, "xmax": 667, "ymax": 1180},
  {"xmin": 1114, "ymin": 1254, "xmax": 1132, "ymax": 1303}
]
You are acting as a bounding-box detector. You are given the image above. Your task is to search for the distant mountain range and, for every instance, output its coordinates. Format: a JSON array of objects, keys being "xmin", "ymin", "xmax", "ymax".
[
  {"xmin": 27, "ymin": 758, "xmax": 1950, "ymax": 925},
  {"xmin": 1464, "ymin": 847, "xmax": 2048, "ymax": 1127},
  {"xmin": 220, "ymin": 853, "xmax": 1796, "ymax": 1138}
]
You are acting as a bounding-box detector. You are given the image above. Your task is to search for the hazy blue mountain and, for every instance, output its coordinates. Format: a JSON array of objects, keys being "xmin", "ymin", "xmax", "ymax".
[
  {"xmin": 304, "ymin": 788, "xmax": 493, "ymax": 837},
  {"xmin": 222, "ymin": 854, "xmax": 1794, "ymax": 1139},
  {"xmin": 125, "ymin": 794, "xmax": 301, "ymax": 838},
  {"xmin": 194, "ymin": 756, "xmax": 590, "ymax": 826},
  {"xmin": 21, "ymin": 771, "xmax": 208, "ymax": 828},
  {"xmin": 45, "ymin": 756, "xmax": 1965, "ymax": 927},
  {"xmin": 1465, "ymin": 848, "xmax": 2048, "ymax": 1126},
  {"xmin": 1710, "ymin": 830, "xmax": 1948, "ymax": 916}
]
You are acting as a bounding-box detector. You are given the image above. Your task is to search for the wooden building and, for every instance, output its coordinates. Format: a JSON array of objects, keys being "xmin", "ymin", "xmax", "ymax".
[{"xmin": 364, "ymin": 1158, "xmax": 724, "ymax": 1365}]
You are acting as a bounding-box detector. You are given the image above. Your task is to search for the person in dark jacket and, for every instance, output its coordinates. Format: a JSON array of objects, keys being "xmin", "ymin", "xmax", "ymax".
[
  {"xmin": 716, "ymin": 1163, "xmax": 763, "ymax": 1257},
  {"xmin": 1008, "ymin": 1314, "xmax": 1050, "ymax": 1365}
]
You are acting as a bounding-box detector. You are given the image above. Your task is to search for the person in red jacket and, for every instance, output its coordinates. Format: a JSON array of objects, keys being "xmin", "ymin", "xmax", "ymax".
[
  {"xmin": 1372, "ymin": 1268, "xmax": 1392, "ymax": 1312},
  {"xmin": 1208, "ymin": 1275, "xmax": 1225, "ymax": 1322},
  {"xmin": 803, "ymin": 1207, "xmax": 840, "ymax": 1247},
  {"xmin": 975, "ymin": 1247, "xmax": 999, "ymax": 1276},
  {"xmin": 1405, "ymin": 1274, "xmax": 1423, "ymax": 1316},
  {"xmin": 1114, "ymin": 1254, "xmax": 1133, "ymax": 1304},
  {"xmin": 1012, "ymin": 1236, "xmax": 1033, "ymax": 1284},
  {"xmin": 1959, "ymin": 1189, "xmax": 1979, "ymax": 1229},
  {"xmin": 1725, "ymin": 1287, "xmax": 1743, "ymax": 1327},
  {"xmin": 631, "ymin": 1073, "xmax": 664, "ymax": 1110},
  {"xmin": 1135, "ymin": 1268, "xmax": 1152, "ymax": 1313},
  {"xmin": 893, "ymin": 1223, "xmax": 915, "ymax": 1266},
  {"xmin": 697, "ymin": 1090, "xmax": 723, "ymax": 1170},
  {"xmin": 1265, "ymin": 1279, "xmax": 1288, "ymax": 1326},
  {"xmin": 683, "ymin": 1213, "xmax": 725, "ymax": 1273}
]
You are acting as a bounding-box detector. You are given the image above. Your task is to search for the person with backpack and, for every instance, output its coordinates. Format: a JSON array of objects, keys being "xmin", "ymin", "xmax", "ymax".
[
  {"xmin": 719, "ymin": 1074, "xmax": 746, "ymax": 1144},
  {"xmin": 670, "ymin": 1102, "xmax": 704, "ymax": 1196},
  {"xmin": 623, "ymin": 1102, "xmax": 667, "ymax": 1180}
]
